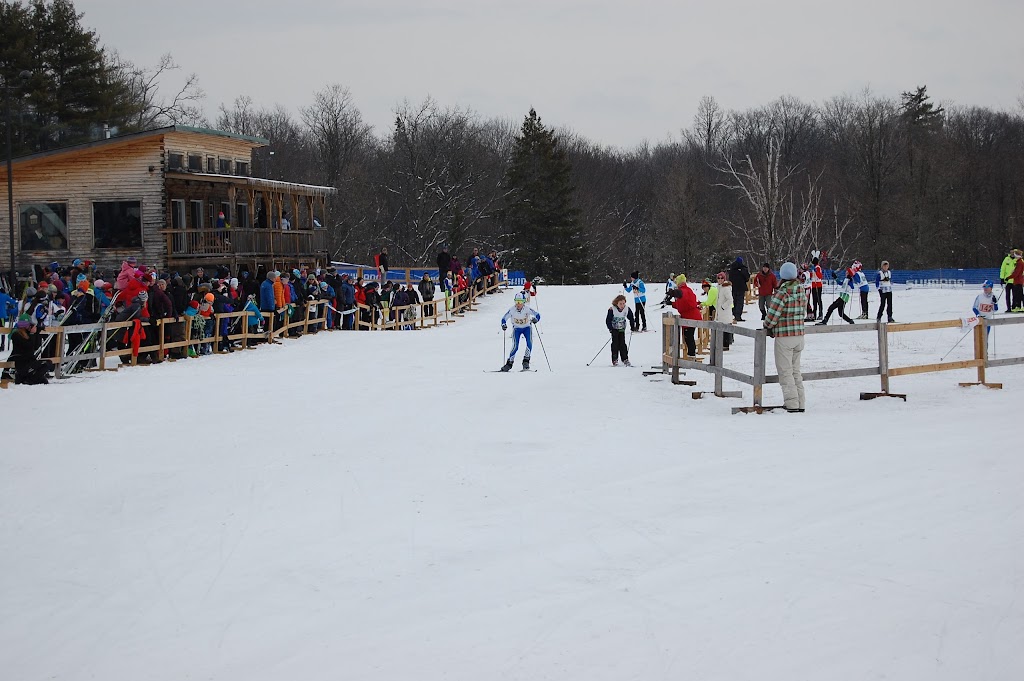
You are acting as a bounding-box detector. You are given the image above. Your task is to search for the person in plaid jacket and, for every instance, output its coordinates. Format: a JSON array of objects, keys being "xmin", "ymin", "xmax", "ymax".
[{"xmin": 764, "ymin": 262, "xmax": 807, "ymax": 412}]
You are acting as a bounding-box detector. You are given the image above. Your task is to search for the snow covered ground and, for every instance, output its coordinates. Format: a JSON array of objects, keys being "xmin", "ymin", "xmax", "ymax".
[{"xmin": 2, "ymin": 285, "xmax": 1022, "ymax": 681}]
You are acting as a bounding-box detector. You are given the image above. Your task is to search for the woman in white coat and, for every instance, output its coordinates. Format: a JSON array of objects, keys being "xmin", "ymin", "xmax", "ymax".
[{"xmin": 714, "ymin": 272, "xmax": 734, "ymax": 351}]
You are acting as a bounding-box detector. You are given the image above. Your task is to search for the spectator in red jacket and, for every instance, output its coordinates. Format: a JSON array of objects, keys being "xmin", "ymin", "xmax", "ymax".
[
  {"xmin": 754, "ymin": 263, "xmax": 779, "ymax": 320},
  {"xmin": 669, "ymin": 278, "xmax": 701, "ymax": 357}
]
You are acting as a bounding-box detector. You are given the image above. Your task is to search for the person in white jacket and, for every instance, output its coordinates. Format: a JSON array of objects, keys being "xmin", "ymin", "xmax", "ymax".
[{"xmin": 714, "ymin": 272, "xmax": 734, "ymax": 351}]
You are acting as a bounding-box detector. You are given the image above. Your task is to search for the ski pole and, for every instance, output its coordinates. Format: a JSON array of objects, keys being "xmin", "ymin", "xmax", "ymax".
[
  {"xmin": 586, "ymin": 336, "xmax": 612, "ymax": 366},
  {"xmin": 534, "ymin": 324, "xmax": 552, "ymax": 371},
  {"xmin": 940, "ymin": 325, "xmax": 975, "ymax": 361}
]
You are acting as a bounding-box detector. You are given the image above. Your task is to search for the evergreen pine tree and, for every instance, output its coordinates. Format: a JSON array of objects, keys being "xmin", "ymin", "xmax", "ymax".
[
  {"xmin": 501, "ymin": 108, "xmax": 588, "ymax": 284},
  {"xmin": 1, "ymin": 0, "xmax": 131, "ymax": 153}
]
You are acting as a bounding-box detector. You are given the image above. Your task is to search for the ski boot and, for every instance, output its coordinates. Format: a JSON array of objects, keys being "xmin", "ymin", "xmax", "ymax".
[
  {"xmin": 500, "ymin": 359, "xmax": 514, "ymax": 372},
  {"xmin": 612, "ymin": 359, "xmax": 619, "ymax": 366},
  {"xmin": 623, "ymin": 359, "xmax": 632, "ymax": 367},
  {"xmin": 522, "ymin": 357, "xmax": 531, "ymax": 371}
]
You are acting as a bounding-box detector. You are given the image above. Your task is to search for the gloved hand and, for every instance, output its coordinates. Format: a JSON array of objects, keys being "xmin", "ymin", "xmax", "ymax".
[
  {"xmin": 501, "ymin": 323, "xmax": 507, "ymax": 331},
  {"xmin": 531, "ymin": 319, "xmax": 537, "ymax": 324}
]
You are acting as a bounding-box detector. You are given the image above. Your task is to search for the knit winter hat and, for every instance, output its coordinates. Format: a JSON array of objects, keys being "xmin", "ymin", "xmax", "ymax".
[
  {"xmin": 136, "ymin": 291, "xmax": 149, "ymax": 301},
  {"xmin": 204, "ymin": 293, "xmax": 215, "ymax": 302},
  {"xmin": 630, "ymin": 271, "xmax": 639, "ymax": 279},
  {"xmin": 779, "ymin": 262, "xmax": 798, "ymax": 280},
  {"xmin": 126, "ymin": 257, "xmax": 137, "ymax": 266},
  {"xmin": 319, "ymin": 281, "xmax": 329, "ymax": 290}
]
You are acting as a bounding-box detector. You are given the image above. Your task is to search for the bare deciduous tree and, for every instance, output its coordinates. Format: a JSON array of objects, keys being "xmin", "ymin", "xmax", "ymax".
[{"xmin": 111, "ymin": 52, "xmax": 205, "ymax": 130}]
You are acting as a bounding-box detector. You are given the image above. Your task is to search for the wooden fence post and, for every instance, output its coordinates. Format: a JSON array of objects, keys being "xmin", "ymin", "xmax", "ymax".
[
  {"xmin": 670, "ymin": 318, "xmax": 681, "ymax": 384},
  {"xmin": 752, "ymin": 329, "xmax": 766, "ymax": 408},
  {"xmin": 99, "ymin": 324, "xmax": 108, "ymax": 371}
]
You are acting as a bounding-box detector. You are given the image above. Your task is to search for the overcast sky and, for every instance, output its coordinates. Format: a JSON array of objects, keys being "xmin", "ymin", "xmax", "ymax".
[{"xmin": 76, "ymin": 0, "xmax": 1024, "ymax": 148}]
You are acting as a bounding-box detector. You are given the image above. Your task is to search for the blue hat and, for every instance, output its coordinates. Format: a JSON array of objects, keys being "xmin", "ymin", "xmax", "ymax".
[
  {"xmin": 779, "ymin": 262, "xmax": 798, "ymax": 280},
  {"xmin": 72, "ymin": 259, "xmax": 83, "ymax": 267},
  {"xmin": 982, "ymin": 280, "xmax": 994, "ymax": 289}
]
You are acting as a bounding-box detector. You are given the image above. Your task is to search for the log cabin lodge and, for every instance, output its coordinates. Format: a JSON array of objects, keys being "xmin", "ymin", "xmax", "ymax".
[{"xmin": 0, "ymin": 125, "xmax": 336, "ymax": 278}]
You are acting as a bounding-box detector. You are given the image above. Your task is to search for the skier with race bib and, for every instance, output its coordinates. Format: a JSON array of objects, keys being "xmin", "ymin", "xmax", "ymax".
[{"xmin": 500, "ymin": 292, "xmax": 540, "ymax": 371}]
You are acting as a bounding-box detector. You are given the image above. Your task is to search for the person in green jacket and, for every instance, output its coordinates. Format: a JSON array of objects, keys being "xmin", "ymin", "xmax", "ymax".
[{"xmin": 1000, "ymin": 249, "xmax": 1018, "ymax": 312}]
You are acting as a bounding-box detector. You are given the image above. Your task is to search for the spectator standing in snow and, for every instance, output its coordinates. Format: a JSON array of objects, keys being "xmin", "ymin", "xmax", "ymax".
[
  {"xmin": 764, "ymin": 262, "xmax": 807, "ymax": 412},
  {"xmin": 606, "ymin": 294, "xmax": 636, "ymax": 366},
  {"xmin": 727, "ymin": 257, "xmax": 750, "ymax": 321},
  {"xmin": 1008, "ymin": 249, "xmax": 1024, "ymax": 312},
  {"xmin": 375, "ymin": 247, "xmax": 389, "ymax": 280},
  {"xmin": 875, "ymin": 261, "xmax": 895, "ymax": 322},
  {"xmin": 418, "ymin": 273, "xmax": 436, "ymax": 317},
  {"xmin": 754, "ymin": 263, "xmax": 778, "ymax": 320},
  {"xmin": 714, "ymin": 272, "xmax": 734, "ymax": 351},
  {"xmin": 999, "ymin": 249, "xmax": 1017, "ymax": 313},
  {"xmin": 809, "ymin": 257, "xmax": 824, "ymax": 320},
  {"xmin": 437, "ymin": 245, "xmax": 451, "ymax": 287},
  {"xmin": 668, "ymin": 278, "xmax": 701, "ymax": 357},
  {"xmin": 623, "ymin": 271, "xmax": 648, "ymax": 331}
]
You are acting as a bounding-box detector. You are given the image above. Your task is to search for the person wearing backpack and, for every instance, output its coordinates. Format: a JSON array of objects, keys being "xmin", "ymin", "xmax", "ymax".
[{"xmin": 418, "ymin": 273, "xmax": 436, "ymax": 317}]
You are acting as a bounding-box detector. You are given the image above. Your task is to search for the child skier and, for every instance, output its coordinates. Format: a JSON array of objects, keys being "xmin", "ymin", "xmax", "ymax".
[
  {"xmin": 875, "ymin": 260, "xmax": 895, "ymax": 322},
  {"xmin": 623, "ymin": 271, "xmax": 648, "ymax": 331},
  {"xmin": 817, "ymin": 261, "xmax": 858, "ymax": 325},
  {"xmin": 500, "ymin": 292, "xmax": 540, "ymax": 371},
  {"xmin": 973, "ymin": 280, "xmax": 999, "ymax": 328},
  {"xmin": 855, "ymin": 265, "xmax": 871, "ymax": 319},
  {"xmin": 606, "ymin": 294, "xmax": 636, "ymax": 366}
]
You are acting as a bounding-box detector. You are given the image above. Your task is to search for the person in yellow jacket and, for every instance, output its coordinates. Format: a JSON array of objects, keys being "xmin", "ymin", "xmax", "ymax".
[{"xmin": 1000, "ymin": 249, "xmax": 1019, "ymax": 312}]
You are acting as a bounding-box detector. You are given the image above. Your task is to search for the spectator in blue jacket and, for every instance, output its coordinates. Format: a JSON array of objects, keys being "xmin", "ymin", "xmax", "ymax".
[
  {"xmin": 260, "ymin": 272, "xmax": 278, "ymax": 313},
  {"xmin": 0, "ymin": 289, "xmax": 18, "ymax": 351},
  {"xmin": 339, "ymin": 274, "xmax": 356, "ymax": 329},
  {"xmin": 855, "ymin": 265, "xmax": 871, "ymax": 319}
]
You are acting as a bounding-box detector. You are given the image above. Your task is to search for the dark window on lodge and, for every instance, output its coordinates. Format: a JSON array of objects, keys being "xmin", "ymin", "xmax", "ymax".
[
  {"xmin": 190, "ymin": 200, "xmax": 204, "ymax": 229},
  {"xmin": 171, "ymin": 199, "xmax": 185, "ymax": 229},
  {"xmin": 168, "ymin": 153, "xmax": 184, "ymax": 171},
  {"xmin": 93, "ymin": 201, "xmax": 142, "ymax": 249},
  {"xmin": 236, "ymin": 203, "xmax": 249, "ymax": 228},
  {"xmin": 206, "ymin": 156, "xmax": 216, "ymax": 173},
  {"xmin": 20, "ymin": 202, "xmax": 69, "ymax": 251},
  {"xmin": 234, "ymin": 161, "xmax": 249, "ymax": 176},
  {"xmin": 188, "ymin": 154, "xmax": 203, "ymax": 171},
  {"xmin": 219, "ymin": 158, "xmax": 232, "ymax": 174}
]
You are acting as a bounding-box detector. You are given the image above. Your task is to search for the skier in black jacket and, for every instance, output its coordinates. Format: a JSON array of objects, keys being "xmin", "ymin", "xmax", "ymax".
[{"xmin": 727, "ymin": 257, "xmax": 751, "ymax": 322}]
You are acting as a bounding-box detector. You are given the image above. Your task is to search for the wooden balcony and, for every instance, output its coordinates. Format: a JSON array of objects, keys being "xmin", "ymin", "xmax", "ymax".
[{"xmin": 161, "ymin": 228, "xmax": 329, "ymax": 267}]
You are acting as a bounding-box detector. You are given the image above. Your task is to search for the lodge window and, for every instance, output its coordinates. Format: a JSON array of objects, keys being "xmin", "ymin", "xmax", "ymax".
[
  {"xmin": 168, "ymin": 153, "xmax": 184, "ymax": 171},
  {"xmin": 206, "ymin": 156, "xmax": 216, "ymax": 173},
  {"xmin": 219, "ymin": 158, "xmax": 232, "ymax": 174},
  {"xmin": 20, "ymin": 202, "xmax": 69, "ymax": 251},
  {"xmin": 236, "ymin": 202, "xmax": 249, "ymax": 228},
  {"xmin": 234, "ymin": 161, "xmax": 249, "ymax": 176},
  {"xmin": 171, "ymin": 199, "xmax": 186, "ymax": 229},
  {"xmin": 188, "ymin": 154, "xmax": 202, "ymax": 171},
  {"xmin": 190, "ymin": 200, "xmax": 204, "ymax": 229},
  {"xmin": 93, "ymin": 201, "xmax": 142, "ymax": 249}
]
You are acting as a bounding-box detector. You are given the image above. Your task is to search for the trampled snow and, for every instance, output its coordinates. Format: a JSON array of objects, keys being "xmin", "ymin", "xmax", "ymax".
[{"xmin": 2, "ymin": 285, "xmax": 1022, "ymax": 680}]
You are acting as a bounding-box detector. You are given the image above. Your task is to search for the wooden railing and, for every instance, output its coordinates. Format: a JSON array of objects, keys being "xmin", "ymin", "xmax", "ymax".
[
  {"xmin": 161, "ymin": 228, "xmax": 328, "ymax": 260},
  {"xmin": 660, "ymin": 313, "xmax": 1024, "ymax": 413}
]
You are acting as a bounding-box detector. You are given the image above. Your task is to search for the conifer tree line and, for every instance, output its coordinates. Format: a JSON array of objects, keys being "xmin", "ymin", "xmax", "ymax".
[{"xmin": 3, "ymin": 0, "xmax": 1024, "ymax": 281}]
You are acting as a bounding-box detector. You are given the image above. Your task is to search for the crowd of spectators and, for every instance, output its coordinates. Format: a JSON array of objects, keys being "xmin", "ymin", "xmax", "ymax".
[{"xmin": 2, "ymin": 245, "xmax": 505, "ymax": 384}]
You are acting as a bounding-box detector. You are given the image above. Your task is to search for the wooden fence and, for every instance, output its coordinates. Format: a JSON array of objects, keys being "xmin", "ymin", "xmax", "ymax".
[
  {"xmin": 0, "ymin": 280, "xmax": 507, "ymax": 388},
  {"xmin": 660, "ymin": 313, "xmax": 1024, "ymax": 413}
]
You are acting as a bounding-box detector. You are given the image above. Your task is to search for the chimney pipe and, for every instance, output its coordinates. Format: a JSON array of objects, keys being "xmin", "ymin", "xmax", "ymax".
[{"xmin": 103, "ymin": 123, "xmax": 110, "ymax": 139}]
